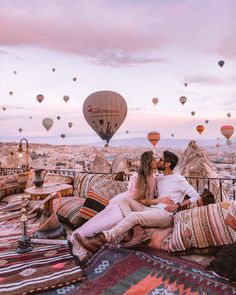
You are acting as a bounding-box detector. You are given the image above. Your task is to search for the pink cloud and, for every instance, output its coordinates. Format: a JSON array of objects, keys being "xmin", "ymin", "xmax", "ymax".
[
  {"xmin": 186, "ymin": 75, "xmax": 236, "ymax": 86},
  {"xmin": 0, "ymin": 0, "xmax": 235, "ymax": 65}
]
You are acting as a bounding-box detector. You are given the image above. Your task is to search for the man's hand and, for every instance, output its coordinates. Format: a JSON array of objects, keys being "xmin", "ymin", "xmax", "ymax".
[
  {"xmin": 159, "ymin": 197, "xmax": 174, "ymax": 205},
  {"xmin": 164, "ymin": 203, "xmax": 179, "ymax": 212}
]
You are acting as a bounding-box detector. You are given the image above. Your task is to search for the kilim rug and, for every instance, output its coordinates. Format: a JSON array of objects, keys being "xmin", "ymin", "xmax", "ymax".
[
  {"xmin": 0, "ymin": 243, "xmax": 84, "ymax": 295},
  {"xmin": 42, "ymin": 247, "xmax": 236, "ymax": 295}
]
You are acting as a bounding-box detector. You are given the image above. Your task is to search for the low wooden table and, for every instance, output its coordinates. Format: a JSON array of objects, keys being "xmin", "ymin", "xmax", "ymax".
[{"xmin": 25, "ymin": 183, "xmax": 73, "ymax": 239}]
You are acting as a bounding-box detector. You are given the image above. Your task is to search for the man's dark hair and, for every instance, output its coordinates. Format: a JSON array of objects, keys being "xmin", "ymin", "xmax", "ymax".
[{"xmin": 163, "ymin": 150, "xmax": 179, "ymax": 170}]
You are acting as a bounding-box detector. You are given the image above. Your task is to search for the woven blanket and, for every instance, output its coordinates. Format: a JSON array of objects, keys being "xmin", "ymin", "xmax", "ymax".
[
  {"xmin": 62, "ymin": 247, "xmax": 235, "ymax": 295},
  {"xmin": 0, "ymin": 244, "xmax": 83, "ymax": 295}
]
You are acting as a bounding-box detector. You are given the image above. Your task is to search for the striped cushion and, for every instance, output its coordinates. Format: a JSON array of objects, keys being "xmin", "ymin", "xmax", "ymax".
[
  {"xmin": 169, "ymin": 201, "xmax": 236, "ymax": 252},
  {"xmin": 73, "ymin": 172, "xmax": 122, "ymax": 199},
  {"xmin": 57, "ymin": 197, "xmax": 85, "ymax": 229},
  {"xmin": 78, "ymin": 179, "xmax": 127, "ymax": 226},
  {"xmin": 79, "ymin": 189, "xmax": 110, "ymax": 222}
]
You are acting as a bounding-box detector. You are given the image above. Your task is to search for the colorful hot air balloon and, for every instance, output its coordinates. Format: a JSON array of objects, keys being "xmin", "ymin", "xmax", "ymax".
[
  {"xmin": 29, "ymin": 116, "xmax": 32, "ymax": 119},
  {"xmin": 63, "ymin": 95, "xmax": 69, "ymax": 103},
  {"xmin": 179, "ymin": 96, "xmax": 187, "ymax": 105},
  {"xmin": 218, "ymin": 60, "xmax": 225, "ymax": 67},
  {"xmin": 205, "ymin": 119, "xmax": 209, "ymax": 124},
  {"xmin": 171, "ymin": 133, "xmax": 174, "ymax": 138},
  {"xmin": 83, "ymin": 91, "xmax": 127, "ymax": 145},
  {"xmin": 184, "ymin": 83, "xmax": 188, "ymax": 87},
  {"xmin": 68, "ymin": 122, "xmax": 73, "ymax": 128},
  {"xmin": 61, "ymin": 134, "xmax": 66, "ymax": 139},
  {"xmin": 52, "ymin": 68, "xmax": 56, "ymax": 72},
  {"xmin": 227, "ymin": 112, "xmax": 231, "ymax": 118},
  {"xmin": 36, "ymin": 94, "xmax": 44, "ymax": 103},
  {"xmin": 147, "ymin": 131, "xmax": 160, "ymax": 147},
  {"xmin": 196, "ymin": 125, "xmax": 204, "ymax": 135},
  {"xmin": 226, "ymin": 139, "xmax": 232, "ymax": 146},
  {"xmin": 18, "ymin": 128, "xmax": 22, "ymax": 133},
  {"xmin": 191, "ymin": 111, "xmax": 196, "ymax": 116},
  {"xmin": 2, "ymin": 107, "xmax": 6, "ymax": 111},
  {"xmin": 9, "ymin": 91, "xmax": 13, "ymax": 96},
  {"xmin": 152, "ymin": 97, "xmax": 159, "ymax": 106},
  {"xmin": 42, "ymin": 118, "xmax": 53, "ymax": 131},
  {"xmin": 73, "ymin": 77, "xmax": 77, "ymax": 82},
  {"xmin": 220, "ymin": 125, "xmax": 234, "ymax": 139},
  {"xmin": 57, "ymin": 116, "xmax": 60, "ymax": 120}
]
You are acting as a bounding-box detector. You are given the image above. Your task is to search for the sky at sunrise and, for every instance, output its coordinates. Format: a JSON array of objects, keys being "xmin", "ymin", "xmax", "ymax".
[{"xmin": 0, "ymin": 0, "xmax": 236, "ymax": 145}]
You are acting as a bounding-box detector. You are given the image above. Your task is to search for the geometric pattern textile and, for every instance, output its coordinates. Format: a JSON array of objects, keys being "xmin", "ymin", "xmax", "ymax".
[
  {"xmin": 73, "ymin": 172, "xmax": 123, "ymax": 199},
  {"xmin": 0, "ymin": 244, "xmax": 83, "ymax": 295},
  {"xmin": 169, "ymin": 201, "xmax": 236, "ymax": 252},
  {"xmin": 67, "ymin": 247, "xmax": 236, "ymax": 295},
  {"xmin": 91, "ymin": 178, "xmax": 127, "ymax": 199},
  {"xmin": 57, "ymin": 197, "xmax": 85, "ymax": 229}
]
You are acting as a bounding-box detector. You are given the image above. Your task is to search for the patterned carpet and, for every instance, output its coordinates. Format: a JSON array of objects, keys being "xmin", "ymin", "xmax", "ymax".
[
  {"xmin": 0, "ymin": 243, "xmax": 83, "ymax": 295},
  {"xmin": 38, "ymin": 247, "xmax": 236, "ymax": 295}
]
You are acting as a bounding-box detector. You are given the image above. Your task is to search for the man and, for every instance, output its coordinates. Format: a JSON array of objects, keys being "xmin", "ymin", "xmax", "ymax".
[{"xmin": 75, "ymin": 150, "xmax": 200, "ymax": 260}]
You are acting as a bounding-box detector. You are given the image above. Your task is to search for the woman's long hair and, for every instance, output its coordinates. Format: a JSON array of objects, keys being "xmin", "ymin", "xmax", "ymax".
[{"xmin": 135, "ymin": 151, "xmax": 154, "ymax": 202}]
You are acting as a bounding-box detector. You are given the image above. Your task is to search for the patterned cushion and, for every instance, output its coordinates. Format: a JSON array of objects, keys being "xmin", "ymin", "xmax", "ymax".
[
  {"xmin": 73, "ymin": 172, "xmax": 124, "ymax": 199},
  {"xmin": 169, "ymin": 201, "xmax": 236, "ymax": 252},
  {"xmin": 57, "ymin": 197, "xmax": 85, "ymax": 229},
  {"xmin": 79, "ymin": 189, "xmax": 110, "ymax": 225},
  {"xmin": 91, "ymin": 178, "xmax": 127, "ymax": 199},
  {"xmin": 77, "ymin": 179, "xmax": 128, "ymax": 226}
]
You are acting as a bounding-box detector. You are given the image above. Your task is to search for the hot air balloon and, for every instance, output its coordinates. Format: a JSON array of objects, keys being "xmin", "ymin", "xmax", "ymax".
[
  {"xmin": 52, "ymin": 68, "xmax": 56, "ymax": 72},
  {"xmin": 68, "ymin": 122, "xmax": 73, "ymax": 128},
  {"xmin": 36, "ymin": 94, "xmax": 44, "ymax": 103},
  {"xmin": 29, "ymin": 116, "xmax": 32, "ymax": 119},
  {"xmin": 42, "ymin": 118, "xmax": 53, "ymax": 131},
  {"xmin": 63, "ymin": 95, "xmax": 69, "ymax": 103},
  {"xmin": 191, "ymin": 111, "xmax": 196, "ymax": 116},
  {"xmin": 2, "ymin": 107, "xmax": 6, "ymax": 111},
  {"xmin": 152, "ymin": 97, "xmax": 159, "ymax": 106},
  {"xmin": 125, "ymin": 130, "xmax": 129, "ymax": 134},
  {"xmin": 147, "ymin": 131, "xmax": 160, "ymax": 147},
  {"xmin": 220, "ymin": 125, "xmax": 234, "ymax": 139},
  {"xmin": 227, "ymin": 112, "xmax": 231, "ymax": 118},
  {"xmin": 9, "ymin": 91, "xmax": 13, "ymax": 96},
  {"xmin": 196, "ymin": 125, "xmax": 204, "ymax": 135},
  {"xmin": 171, "ymin": 133, "xmax": 174, "ymax": 138},
  {"xmin": 205, "ymin": 119, "xmax": 209, "ymax": 124},
  {"xmin": 226, "ymin": 139, "xmax": 232, "ymax": 146},
  {"xmin": 179, "ymin": 96, "xmax": 187, "ymax": 105},
  {"xmin": 61, "ymin": 134, "xmax": 66, "ymax": 139},
  {"xmin": 184, "ymin": 83, "xmax": 188, "ymax": 87},
  {"xmin": 73, "ymin": 77, "xmax": 77, "ymax": 82},
  {"xmin": 83, "ymin": 90, "xmax": 127, "ymax": 145},
  {"xmin": 218, "ymin": 60, "xmax": 224, "ymax": 67},
  {"xmin": 18, "ymin": 128, "xmax": 22, "ymax": 133},
  {"xmin": 57, "ymin": 116, "xmax": 60, "ymax": 120},
  {"xmin": 13, "ymin": 71, "xmax": 17, "ymax": 75}
]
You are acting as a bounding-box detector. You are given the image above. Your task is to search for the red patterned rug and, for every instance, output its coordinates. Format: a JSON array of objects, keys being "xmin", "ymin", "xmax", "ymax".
[
  {"xmin": 0, "ymin": 243, "xmax": 83, "ymax": 295},
  {"xmin": 66, "ymin": 247, "xmax": 236, "ymax": 295}
]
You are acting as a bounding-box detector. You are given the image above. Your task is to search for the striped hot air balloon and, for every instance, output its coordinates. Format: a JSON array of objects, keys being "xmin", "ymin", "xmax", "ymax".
[
  {"xmin": 147, "ymin": 131, "xmax": 160, "ymax": 147},
  {"xmin": 220, "ymin": 125, "xmax": 234, "ymax": 139}
]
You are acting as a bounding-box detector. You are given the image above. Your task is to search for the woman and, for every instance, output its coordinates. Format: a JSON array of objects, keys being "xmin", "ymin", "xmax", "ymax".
[{"xmin": 69, "ymin": 151, "xmax": 170, "ymax": 264}]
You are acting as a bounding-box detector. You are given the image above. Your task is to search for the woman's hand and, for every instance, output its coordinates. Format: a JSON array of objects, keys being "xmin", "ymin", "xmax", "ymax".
[{"xmin": 159, "ymin": 197, "xmax": 174, "ymax": 205}]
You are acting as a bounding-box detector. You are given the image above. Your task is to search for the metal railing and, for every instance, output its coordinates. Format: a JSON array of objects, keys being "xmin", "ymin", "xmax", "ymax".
[{"xmin": 0, "ymin": 167, "xmax": 235, "ymax": 201}]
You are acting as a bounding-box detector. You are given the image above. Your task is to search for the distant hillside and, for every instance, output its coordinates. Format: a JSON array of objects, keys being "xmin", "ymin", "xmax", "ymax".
[{"xmin": 93, "ymin": 137, "xmax": 234, "ymax": 149}]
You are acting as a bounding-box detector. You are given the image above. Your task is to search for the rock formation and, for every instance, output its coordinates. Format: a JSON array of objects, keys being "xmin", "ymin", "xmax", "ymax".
[
  {"xmin": 111, "ymin": 156, "xmax": 129, "ymax": 174},
  {"xmin": 91, "ymin": 151, "xmax": 110, "ymax": 173},
  {"xmin": 179, "ymin": 140, "xmax": 227, "ymax": 202}
]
